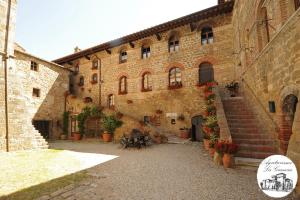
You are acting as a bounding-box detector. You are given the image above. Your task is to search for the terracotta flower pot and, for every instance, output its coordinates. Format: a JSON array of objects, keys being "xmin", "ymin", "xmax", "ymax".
[
  {"xmin": 102, "ymin": 133, "xmax": 112, "ymax": 142},
  {"xmin": 209, "ymin": 147, "xmax": 215, "ymax": 158},
  {"xmin": 154, "ymin": 136, "xmax": 162, "ymax": 144},
  {"xmin": 203, "ymin": 139, "xmax": 210, "ymax": 150},
  {"xmin": 223, "ymin": 153, "xmax": 234, "ymax": 168},
  {"xmin": 214, "ymin": 152, "xmax": 223, "ymax": 166},
  {"xmin": 180, "ymin": 131, "xmax": 189, "ymax": 139},
  {"xmin": 73, "ymin": 133, "xmax": 81, "ymax": 141}
]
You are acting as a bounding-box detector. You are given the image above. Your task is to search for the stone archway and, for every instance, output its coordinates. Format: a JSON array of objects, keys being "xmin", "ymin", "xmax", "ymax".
[{"xmin": 279, "ymin": 94, "xmax": 298, "ymax": 154}]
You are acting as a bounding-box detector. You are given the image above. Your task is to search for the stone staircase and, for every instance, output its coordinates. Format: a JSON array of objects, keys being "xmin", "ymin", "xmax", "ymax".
[
  {"xmin": 32, "ymin": 128, "xmax": 49, "ymax": 149},
  {"xmin": 222, "ymin": 97, "xmax": 277, "ymax": 159}
]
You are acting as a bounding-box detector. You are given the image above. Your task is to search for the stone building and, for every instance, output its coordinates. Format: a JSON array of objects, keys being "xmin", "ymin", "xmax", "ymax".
[
  {"xmin": 0, "ymin": 0, "xmax": 70, "ymax": 151},
  {"xmin": 54, "ymin": 1, "xmax": 236, "ymax": 140},
  {"xmin": 232, "ymin": 0, "xmax": 300, "ymax": 195}
]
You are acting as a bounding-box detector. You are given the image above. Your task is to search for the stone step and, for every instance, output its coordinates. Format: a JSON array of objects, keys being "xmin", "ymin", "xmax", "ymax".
[
  {"xmin": 229, "ymin": 127, "xmax": 260, "ymax": 133},
  {"xmin": 231, "ymin": 133, "xmax": 272, "ymax": 139},
  {"xmin": 238, "ymin": 144, "xmax": 277, "ymax": 153},
  {"xmin": 225, "ymin": 115, "xmax": 256, "ymax": 120},
  {"xmin": 236, "ymin": 150, "xmax": 274, "ymax": 159},
  {"xmin": 235, "ymin": 157, "xmax": 263, "ymax": 168},
  {"xmin": 228, "ymin": 123, "xmax": 258, "ymax": 128},
  {"xmin": 233, "ymin": 138, "xmax": 276, "ymax": 145}
]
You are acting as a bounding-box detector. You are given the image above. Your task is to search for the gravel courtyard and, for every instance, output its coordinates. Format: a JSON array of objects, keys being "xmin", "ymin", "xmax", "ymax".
[{"xmin": 42, "ymin": 141, "xmax": 290, "ymax": 200}]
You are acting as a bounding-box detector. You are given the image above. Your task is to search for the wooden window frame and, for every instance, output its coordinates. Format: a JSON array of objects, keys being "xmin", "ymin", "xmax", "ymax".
[
  {"xmin": 108, "ymin": 94, "xmax": 115, "ymax": 109},
  {"xmin": 141, "ymin": 46, "xmax": 151, "ymax": 59},
  {"xmin": 91, "ymin": 74, "xmax": 98, "ymax": 84},
  {"xmin": 168, "ymin": 67, "xmax": 182, "ymax": 90},
  {"xmin": 30, "ymin": 61, "xmax": 38, "ymax": 71},
  {"xmin": 199, "ymin": 62, "xmax": 214, "ymax": 85},
  {"xmin": 119, "ymin": 76, "xmax": 128, "ymax": 95},
  {"xmin": 201, "ymin": 27, "xmax": 214, "ymax": 45},
  {"xmin": 32, "ymin": 88, "xmax": 40, "ymax": 98},
  {"xmin": 141, "ymin": 72, "xmax": 152, "ymax": 92},
  {"xmin": 120, "ymin": 50, "xmax": 128, "ymax": 63},
  {"xmin": 92, "ymin": 59, "xmax": 100, "ymax": 70},
  {"xmin": 78, "ymin": 76, "xmax": 84, "ymax": 87}
]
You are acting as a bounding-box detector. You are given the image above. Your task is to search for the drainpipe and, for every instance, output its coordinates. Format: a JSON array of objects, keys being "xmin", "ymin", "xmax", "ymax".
[{"xmin": 3, "ymin": 0, "xmax": 12, "ymax": 152}]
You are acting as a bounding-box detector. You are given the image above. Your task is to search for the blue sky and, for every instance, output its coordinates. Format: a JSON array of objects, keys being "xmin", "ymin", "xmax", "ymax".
[{"xmin": 16, "ymin": 0, "xmax": 217, "ymax": 61}]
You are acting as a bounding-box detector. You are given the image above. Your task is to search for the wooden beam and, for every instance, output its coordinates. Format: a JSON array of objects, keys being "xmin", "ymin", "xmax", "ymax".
[
  {"xmin": 129, "ymin": 41, "xmax": 135, "ymax": 48},
  {"xmin": 155, "ymin": 33, "xmax": 162, "ymax": 41},
  {"xmin": 67, "ymin": 61, "xmax": 73, "ymax": 65},
  {"xmin": 85, "ymin": 55, "xmax": 91, "ymax": 60},
  {"xmin": 105, "ymin": 49, "xmax": 111, "ymax": 54}
]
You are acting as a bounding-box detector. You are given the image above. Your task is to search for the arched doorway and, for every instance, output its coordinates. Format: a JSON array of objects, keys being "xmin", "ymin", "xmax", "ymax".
[
  {"xmin": 191, "ymin": 115, "xmax": 204, "ymax": 141},
  {"xmin": 279, "ymin": 94, "xmax": 298, "ymax": 154}
]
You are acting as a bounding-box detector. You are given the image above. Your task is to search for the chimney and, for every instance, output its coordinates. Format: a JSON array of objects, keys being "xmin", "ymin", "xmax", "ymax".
[{"xmin": 74, "ymin": 46, "xmax": 81, "ymax": 53}]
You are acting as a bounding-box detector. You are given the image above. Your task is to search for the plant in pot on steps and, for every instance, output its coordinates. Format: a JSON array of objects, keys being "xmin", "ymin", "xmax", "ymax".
[
  {"xmin": 61, "ymin": 111, "xmax": 69, "ymax": 140},
  {"xmin": 218, "ymin": 141, "xmax": 238, "ymax": 168},
  {"xmin": 102, "ymin": 114, "xmax": 123, "ymax": 142},
  {"xmin": 203, "ymin": 132, "xmax": 210, "ymax": 151},
  {"xmin": 208, "ymin": 134, "xmax": 218, "ymax": 158}
]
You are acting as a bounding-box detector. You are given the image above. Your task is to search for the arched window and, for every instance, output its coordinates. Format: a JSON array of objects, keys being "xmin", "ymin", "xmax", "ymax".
[
  {"xmin": 120, "ymin": 50, "xmax": 127, "ymax": 63},
  {"xmin": 169, "ymin": 67, "xmax": 182, "ymax": 89},
  {"xmin": 142, "ymin": 72, "xmax": 152, "ymax": 92},
  {"xmin": 141, "ymin": 45, "xmax": 151, "ymax": 59},
  {"xmin": 91, "ymin": 73, "xmax": 98, "ymax": 84},
  {"xmin": 201, "ymin": 27, "xmax": 214, "ymax": 45},
  {"xmin": 169, "ymin": 35, "xmax": 179, "ymax": 53},
  {"xmin": 199, "ymin": 62, "xmax": 214, "ymax": 85},
  {"xmin": 92, "ymin": 59, "xmax": 100, "ymax": 69},
  {"xmin": 108, "ymin": 94, "xmax": 115, "ymax": 108},
  {"xmin": 79, "ymin": 76, "xmax": 84, "ymax": 86},
  {"xmin": 257, "ymin": 5, "xmax": 270, "ymax": 52},
  {"xmin": 295, "ymin": 0, "xmax": 300, "ymax": 10},
  {"xmin": 119, "ymin": 76, "xmax": 127, "ymax": 95}
]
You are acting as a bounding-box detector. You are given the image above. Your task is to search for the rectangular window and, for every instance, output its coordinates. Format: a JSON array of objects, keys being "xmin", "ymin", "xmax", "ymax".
[
  {"xmin": 30, "ymin": 61, "xmax": 38, "ymax": 71},
  {"xmin": 32, "ymin": 88, "xmax": 40, "ymax": 97}
]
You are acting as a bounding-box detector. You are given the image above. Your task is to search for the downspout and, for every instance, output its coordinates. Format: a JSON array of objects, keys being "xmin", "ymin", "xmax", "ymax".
[{"xmin": 3, "ymin": 0, "xmax": 12, "ymax": 152}]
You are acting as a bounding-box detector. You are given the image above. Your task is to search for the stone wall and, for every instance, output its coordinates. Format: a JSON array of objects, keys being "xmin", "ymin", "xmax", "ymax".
[
  {"xmin": 63, "ymin": 13, "xmax": 235, "ymax": 136},
  {"xmin": 14, "ymin": 50, "xmax": 70, "ymax": 139},
  {"xmin": 232, "ymin": 0, "xmax": 300, "ymax": 195}
]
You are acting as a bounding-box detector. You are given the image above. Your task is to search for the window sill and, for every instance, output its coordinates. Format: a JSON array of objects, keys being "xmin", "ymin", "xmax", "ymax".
[
  {"xmin": 118, "ymin": 91, "xmax": 128, "ymax": 95},
  {"xmin": 119, "ymin": 60, "xmax": 127, "ymax": 64},
  {"xmin": 90, "ymin": 81, "xmax": 98, "ymax": 85},
  {"xmin": 168, "ymin": 84, "xmax": 183, "ymax": 90},
  {"xmin": 91, "ymin": 67, "xmax": 98, "ymax": 70},
  {"xmin": 141, "ymin": 88, "xmax": 152, "ymax": 92},
  {"xmin": 78, "ymin": 83, "xmax": 84, "ymax": 87}
]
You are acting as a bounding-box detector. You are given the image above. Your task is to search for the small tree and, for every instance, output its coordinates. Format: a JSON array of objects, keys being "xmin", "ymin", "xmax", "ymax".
[
  {"xmin": 76, "ymin": 107, "xmax": 91, "ymax": 137},
  {"xmin": 102, "ymin": 115, "xmax": 123, "ymax": 135}
]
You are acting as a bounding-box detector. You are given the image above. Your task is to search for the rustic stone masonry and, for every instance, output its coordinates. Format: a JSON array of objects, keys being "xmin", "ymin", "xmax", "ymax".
[
  {"xmin": 233, "ymin": 0, "xmax": 300, "ymax": 195},
  {"xmin": 0, "ymin": 0, "xmax": 70, "ymax": 151},
  {"xmin": 57, "ymin": 2, "xmax": 236, "ymax": 138}
]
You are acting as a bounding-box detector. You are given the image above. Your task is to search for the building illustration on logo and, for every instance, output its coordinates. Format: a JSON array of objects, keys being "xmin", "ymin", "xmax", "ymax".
[{"xmin": 260, "ymin": 173, "xmax": 293, "ymax": 192}]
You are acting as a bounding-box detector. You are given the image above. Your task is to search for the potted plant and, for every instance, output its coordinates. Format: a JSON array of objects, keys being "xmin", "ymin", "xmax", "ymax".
[
  {"xmin": 208, "ymin": 134, "xmax": 218, "ymax": 158},
  {"xmin": 225, "ymin": 81, "xmax": 239, "ymax": 97},
  {"xmin": 61, "ymin": 111, "xmax": 69, "ymax": 140},
  {"xmin": 222, "ymin": 142, "xmax": 238, "ymax": 168},
  {"xmin": 179, "ymin": 127, "xmax": 189, "ymax": 139},
  {"xmin": 76, "ymin": 107, "xmax": 91, "ymax": 140},
  {"xmin": 216, "ymin": 141, "xmax": 238, "ymax": 168},
  {"xmin": 203, "ymin": 132, "xmax": 210, "ymax": 150},
  {"xmin": 102, "ymin": 115, "xmax": 123, "ymax": 142}
]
